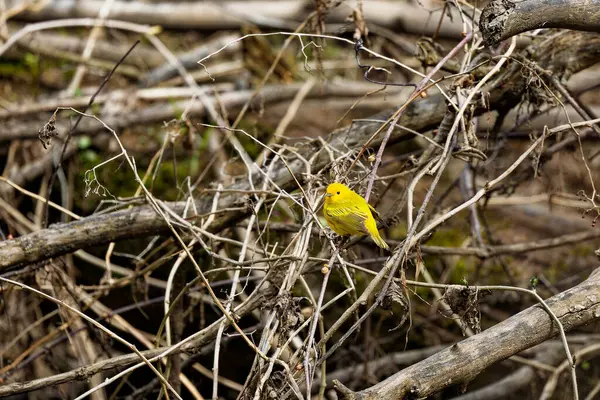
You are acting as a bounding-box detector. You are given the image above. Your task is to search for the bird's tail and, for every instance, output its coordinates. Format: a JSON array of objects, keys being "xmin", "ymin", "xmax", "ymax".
[{"xmin": 371, "ymin": 232, "xmax": 389, "ymax": 250}]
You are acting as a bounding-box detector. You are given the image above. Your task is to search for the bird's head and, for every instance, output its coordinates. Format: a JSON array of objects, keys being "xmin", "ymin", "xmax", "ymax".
[{"xmin": 325, "ymin": 182, "xmax": 352, "ymax": 203}]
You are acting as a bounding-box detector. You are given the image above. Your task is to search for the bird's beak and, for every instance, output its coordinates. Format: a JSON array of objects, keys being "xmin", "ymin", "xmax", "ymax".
[{"xmin": 325, "ymin": 193, "xmax": 333, "ymax": 197}]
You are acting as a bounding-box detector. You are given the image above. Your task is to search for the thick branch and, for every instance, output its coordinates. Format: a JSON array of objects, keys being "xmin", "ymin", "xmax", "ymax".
[
  {"xmin": 0, "ymin": 82, "xmax": 392, "ymax": 142},
  {"xmin": 336, "ymin": 268, "xmax": 600, "ymax": 399},
  {"xmin": 1, "ymin": 32, "xmax": 600, "ymax": 270},
  {"xmin": 480, "ymin": 0, "xmax": 600, "ymax": 46},
  {"xmin": 450, "ymin": 343, "xmax": 566, "ymax": 400},
  {"xmin": 0, "ymin": 101, "xmax": 435, "ymax": 270},
  {"xmin": 10, "ymin": 0, "xmax": 465, "ymax": 38}
]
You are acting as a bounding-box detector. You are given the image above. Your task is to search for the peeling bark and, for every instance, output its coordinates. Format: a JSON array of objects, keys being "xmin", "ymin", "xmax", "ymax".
[{"xmin": 480, "ymin": 0, "xmax": 600, "ymax": 46}]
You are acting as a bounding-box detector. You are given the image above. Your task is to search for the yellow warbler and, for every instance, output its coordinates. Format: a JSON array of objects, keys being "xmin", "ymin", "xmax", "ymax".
[{"xmin": 323, "ymin": 182, "xmax": 389, "ymax": 249}]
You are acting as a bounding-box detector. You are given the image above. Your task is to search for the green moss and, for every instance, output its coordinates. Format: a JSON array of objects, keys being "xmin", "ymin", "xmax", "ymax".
[
  {"xmin": 546, "ymin": 256, "xmax": 569, "ymax": 282},
  {"xmin": 237, "ymin": 133, "xmax": 262, "ymax": 159},
  {"xmin": 427, "ymin": 228, "xmax": 465, "ymax": 247},
  {"xmin": 422, "ymin": 228, "xmax": 478, "ymax": 283},
  {"xmin": 0, "ymin": 62, "xmax": 28, "ymax": 77},
  {"xmin": 147, "ymin": 157, "xmax": 200, "ymax": 200},
  {"xmin": 223, "ymin": 122, "xmax": 270, "ymax": 159},
  {"xmin": 320, "ymin": 42, "xmax": 343, "ymax": 59},
  {"xmin": 23, "ymin": 53, "xmax": 40, "ymax": 78},
  {"xmin": 351, "ymin": 268, "xmax": 369, "ymax": 294},
  {"xmin": 78, "ymin": 136, "xmax": 92, "ymax": 150},
  {"xmin": 74, "ymin": 142, "xmax": 204, "ymax": 213},
  {"xmin": 388, "ymin": 222, "xmax": 407, "ymax": 240},
  {"xmin": 168, "ymin": 98, "xmax": 184, "ymax": 120},
  {"xmin": 571, "ymin": 243, "xmax": 593, "ymax": 257},
  {"xmin": 581, "ymin": 360, "xmax": 590, "ymax": 370},
  {"xmin": 450, "ymin": 258, "xmax": 470, "ymax": 282},
  {"xmin": 0, "ymin": 54, "xmax": 40, "ymax": 83},
  {"xmin": 90, "ymin": 103, "xmax": 102, "ymax": 115}
]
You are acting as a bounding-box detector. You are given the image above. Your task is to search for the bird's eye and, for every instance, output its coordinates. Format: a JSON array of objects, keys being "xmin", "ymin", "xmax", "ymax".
[{"xmin": 337, "ymin": 191, "xmax": 340, "ymax": 195}]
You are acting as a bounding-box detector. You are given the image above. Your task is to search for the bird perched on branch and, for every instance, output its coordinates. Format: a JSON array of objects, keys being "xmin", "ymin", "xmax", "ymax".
[{"xmin": 323, "ymin": 182, "xmax": 389, "ymax": 249}]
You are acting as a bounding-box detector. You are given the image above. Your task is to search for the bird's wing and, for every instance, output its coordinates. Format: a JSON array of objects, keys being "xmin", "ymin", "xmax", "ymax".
[
  {"xmin": 368, "ymin": 204, "xmax": 388, "ymax": 227},
  {"xmin": 325, "ymin": 204, "xmax": 369, "ymax": 235}
]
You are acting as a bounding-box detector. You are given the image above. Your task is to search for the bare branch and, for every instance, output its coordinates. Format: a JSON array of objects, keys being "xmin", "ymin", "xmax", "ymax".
[
  {"xmin": 336, "ymin": 268, "xmax": 600, "ymax": 399},
  {"xmin": 480, "ymin": 0, "xmax": 600, "ymax": 46}
]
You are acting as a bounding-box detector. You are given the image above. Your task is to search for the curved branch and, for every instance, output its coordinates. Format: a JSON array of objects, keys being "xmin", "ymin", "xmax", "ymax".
[
  {"xmin": 0, "ymin": 82, "xmax": 394, "ymax": 141},
  {"xmin": 480, "ymin": 0, "xmax": 600, "ymax": 46},
  {"xmin": 0, "ymin": 281, "xmax": 275, "ymax": 397},
  {"xmin": 2, "ymin": 32, "xmax": 600, "ymax": 271},
  {"xmin": 336, "ymin": 268, "xmax": 600, "ymax": 399},
  {"xmin": 11, "ymin": 0, "xmax": 466, "ymax": 38}
]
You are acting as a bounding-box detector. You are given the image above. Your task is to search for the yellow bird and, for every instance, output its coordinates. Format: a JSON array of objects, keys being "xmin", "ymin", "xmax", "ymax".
[{"xmin": 323, "ymin": 182, "xmax": 389, "ymax": 249}]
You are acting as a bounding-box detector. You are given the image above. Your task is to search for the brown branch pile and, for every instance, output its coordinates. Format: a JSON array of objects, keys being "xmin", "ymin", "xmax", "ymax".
[{"xmin": 1, "ymin": 1, "xmax": 600, "ymax": 400}]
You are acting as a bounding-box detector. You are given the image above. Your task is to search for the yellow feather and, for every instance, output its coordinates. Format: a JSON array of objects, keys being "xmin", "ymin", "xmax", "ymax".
[{"xmin": 323, "ymin": 182, "xmax": 389, "ymax": 249}]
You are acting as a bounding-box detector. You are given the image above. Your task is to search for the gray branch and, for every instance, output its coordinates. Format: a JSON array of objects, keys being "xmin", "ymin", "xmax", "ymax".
[
  {"xmin": 450, "ymin": 342, "xmax": 565, "ymax": 400},
  {"xmin": 335, "ymin": 268, "xmax": 600, "ymax": 399},
  {"xmin": 0, "ymin": 278, "xmax": 276, "ymax": 397},
  {"xmin": 2, "ymin": 32, "xmax": 600, "ymax": 271},
  {"xmin": 8, "ymin": 0, "xmax": 466, "ymax": 38},
  {"xmin": 480, "ymin": 0, "xmax": 600, "ymax": 46}
]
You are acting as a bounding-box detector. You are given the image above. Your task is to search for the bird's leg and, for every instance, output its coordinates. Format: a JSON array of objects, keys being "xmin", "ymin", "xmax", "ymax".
[
  {"xmin": 335, "ymin": 236, "xmax": 351, "ymax": 253},
  {"xmin": 323, "ymin": 229, "xmax": 338, "ymax": 242},
  {"xmin": 326, "ymin": 233, "xmax": 346, "ymax": 250}
]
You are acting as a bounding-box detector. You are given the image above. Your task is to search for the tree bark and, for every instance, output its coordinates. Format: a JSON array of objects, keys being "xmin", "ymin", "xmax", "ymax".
[
  {"xmin": 2, "ymin": 32, "xmax": 600, "ymax": 271},
  {"xmin": 9, "ymin": 0, "xmax": 466, "ymax": 38},
  {"xmin": 450, "ymin": 343, "xmax": 565, "ymax": 400},
  {"xmin": 480, "ymin": 0, "xmax": 600, "ymax": 46},
  {"xmin": 0, "ymin": 82, "xmax": 393, "ymax": 141},
  {"xmin": 335, "ymin": 268, "xmax": 600, "ymax": 399}
]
